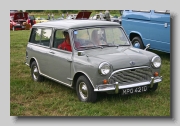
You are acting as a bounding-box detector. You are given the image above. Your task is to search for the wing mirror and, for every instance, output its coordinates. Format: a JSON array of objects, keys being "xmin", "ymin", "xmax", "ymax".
[
  {"xmin": 144, "ymin": 44, "xmax": 150, "ymax": 50},
  {"xmin": 77, "ymin": 51, "xmax": 85, "ymax": 56},
  {"xmin": 78, "ymin": 51, "xmax": 89, "ymax": 57}
]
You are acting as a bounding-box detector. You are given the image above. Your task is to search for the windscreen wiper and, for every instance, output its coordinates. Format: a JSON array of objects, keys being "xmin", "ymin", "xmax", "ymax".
[{"xmin": 80, "ymin": 45, "xmax": 103, "ymax": 49}]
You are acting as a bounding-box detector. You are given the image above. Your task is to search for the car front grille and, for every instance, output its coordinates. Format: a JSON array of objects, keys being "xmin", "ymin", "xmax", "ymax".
[{"xmin": 108, "ymin": 67, "xmax": 152, "ymax": 85}]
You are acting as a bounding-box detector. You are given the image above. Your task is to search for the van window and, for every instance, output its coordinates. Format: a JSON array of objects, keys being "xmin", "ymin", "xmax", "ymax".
[
  {"xmin": 29, "ymin": 28, "xmax": 41, "ymax": 44},
  {"xmin": 132, "ymin": 10, "xmax": 150, "ymax": 12},
  {"xmin": 154, "ymin": 10, "xmax": 170, "ymax": 14},
  {"xmin": 29, "ymin": 28, "xmax": 52, "ymax": 47},
  {"xmin": 41, "ymin": 29, "xmax": 52, "ymax": 46},
  {"xmin": 53, "ymin": 30, "xmax": 66, "ymax": 49}
]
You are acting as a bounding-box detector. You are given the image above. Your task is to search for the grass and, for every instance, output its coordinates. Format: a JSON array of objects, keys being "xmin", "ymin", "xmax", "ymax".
[{"xmin": 10, "ymin": 30, "xmax": 170, "ymax": 116}]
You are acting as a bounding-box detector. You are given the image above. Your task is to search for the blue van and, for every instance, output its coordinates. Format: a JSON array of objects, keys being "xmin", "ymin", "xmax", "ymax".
[{"xmin": 121, "ymin": 10, "xmax": 170, "ymax": 53}]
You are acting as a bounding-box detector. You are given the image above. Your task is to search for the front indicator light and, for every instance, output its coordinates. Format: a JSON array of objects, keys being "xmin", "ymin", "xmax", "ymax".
[
  {"xmin": 154, "ymin": 72, "xmax": 159, "ymax": 77},
  {"xmin": 103, "ymin": 79, "xmax": 108, "ymax": 84}
]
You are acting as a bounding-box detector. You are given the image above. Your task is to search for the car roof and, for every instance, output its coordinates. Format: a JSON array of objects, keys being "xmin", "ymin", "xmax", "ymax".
[{"xmin": 32, "ymin": 19, "xmax": 120, "ymax": 29}]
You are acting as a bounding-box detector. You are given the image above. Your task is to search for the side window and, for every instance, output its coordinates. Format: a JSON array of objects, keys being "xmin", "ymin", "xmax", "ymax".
[
  {"xmin": 53, "ymin": 30, "xmax": 65, "ymax": 49},
  {"xmin": 41, "ymin": 28, "xmax": 52, "ymax": 47},
  {"xmin": 132, "ymin": 10, "xmax": 150, "ymax": 13},
  {"xmin": 29, "ymin": 28, "xmax": 52, "ymax": 47},
  {"xmin": 35, "ymin": 28, "xmax": 41, "ymax": 42},
  {"xmin": 154, "ymin": 10, "xmax": 170, "ymax": 14},
  {"xmin": 29, "ymin": 28, "xmax": 41, "ymax": 44}
]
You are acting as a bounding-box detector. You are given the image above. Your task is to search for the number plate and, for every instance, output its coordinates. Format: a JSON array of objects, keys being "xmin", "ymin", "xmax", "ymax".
[
  {"xmin": 22, "ymin": 26, "xmax": 25, "ymax": 28},
  {"xmin": 121, "ymin": 85, "xmax": 148, "ymax": 95}
]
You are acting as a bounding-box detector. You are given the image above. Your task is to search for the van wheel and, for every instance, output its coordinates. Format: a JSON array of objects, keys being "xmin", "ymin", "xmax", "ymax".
[
  {"xmin": 132, "ymin": 37, "xmax": 144, "ymax": 49},
  {"xmin": 149, "ymin": 83, "xmax": 158, "ymax": 91},
  {"xmin": 76, "ymin": 76, "xmax": 97, "ymax": 102},
  {"xmin": 31, "ymin": 61, "xmax": 44, "ymax": 82}
]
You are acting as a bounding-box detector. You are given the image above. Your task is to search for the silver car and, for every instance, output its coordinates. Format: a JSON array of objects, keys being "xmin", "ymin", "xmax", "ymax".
[{"xmin": 25, "ymin": 19, "xmax": 162, "ymax": 103}]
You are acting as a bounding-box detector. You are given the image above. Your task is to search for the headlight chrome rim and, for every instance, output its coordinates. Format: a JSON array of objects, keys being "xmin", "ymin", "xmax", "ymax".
[
  {"xmin": 151, "ymin": 56, "xmax": 161, "ymax": 68},
  {"xmin": 98, "ymin": 62, "xmax": 111, "ymax": 75}
]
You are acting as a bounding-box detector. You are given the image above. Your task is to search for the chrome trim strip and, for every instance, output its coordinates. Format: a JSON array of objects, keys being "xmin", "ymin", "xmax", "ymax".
[
  {"xmin": 67, "ymin": 78, "xmax": 73, "ymax": 81},
  {"xmin": 41, "ymin": 73, "xmax": 72, "ymax": 87},
  {"xmin": 94, "ymin": 76, "xmax": 162, "ymax": 92}
]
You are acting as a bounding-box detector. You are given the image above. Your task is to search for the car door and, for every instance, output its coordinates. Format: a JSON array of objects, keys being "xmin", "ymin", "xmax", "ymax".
[
  {"xmin": 48, "ymin": 29, "xmax": 72, "ymax": 85},
  {"xmin": 149, "ymin": 10, "xmax": 170, "ymax": 53}
]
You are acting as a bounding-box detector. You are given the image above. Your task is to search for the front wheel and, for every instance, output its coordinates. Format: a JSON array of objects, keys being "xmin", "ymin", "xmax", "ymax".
[
  {"xmin": 131, "ymin": 36, "xmax": 144, "ymax": 49},
  {"xmin": 76, "ymin": 76, "xmax": 97, "ymax": 102}
]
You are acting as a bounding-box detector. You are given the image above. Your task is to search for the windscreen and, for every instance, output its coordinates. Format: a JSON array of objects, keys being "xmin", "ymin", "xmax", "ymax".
[{"xmin": 73, "ymin": 27, "xmax": 130, "ymax": 50}]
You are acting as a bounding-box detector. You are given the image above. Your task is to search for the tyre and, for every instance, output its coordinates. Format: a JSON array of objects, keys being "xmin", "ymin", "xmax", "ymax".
[
  {"xmin": 31, "ymin": 61, "xmax": 44, "ymax": 82},
  {"xmin": 149, "ymin": 83, "xmax": 158, "ymax": 91},
  {"xmin": 131, "ymin": 36, "xmax": 144, "ymax": 49},
  {"xmin": 76, "ymin": 75, "xmax": 97, "ymax": 102}
]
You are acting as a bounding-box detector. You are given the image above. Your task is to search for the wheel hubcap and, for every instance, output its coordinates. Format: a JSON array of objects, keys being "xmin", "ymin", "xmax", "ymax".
[
  {"xmin": 33, "ymin": 66, "xmax": 39, "ymax": 80},
  {"xmin": 133, "ymin": 41, "xmax": 140, "ymax": 48},
  {"xmin": 79, "ymin": 82, "xmax": 88, "ymax": 100}
]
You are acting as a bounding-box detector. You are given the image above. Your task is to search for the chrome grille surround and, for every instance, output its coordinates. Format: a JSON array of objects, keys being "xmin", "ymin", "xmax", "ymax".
[{"xmin": 108, "ymin": 66, "xmax": 152, "ymax": 85}]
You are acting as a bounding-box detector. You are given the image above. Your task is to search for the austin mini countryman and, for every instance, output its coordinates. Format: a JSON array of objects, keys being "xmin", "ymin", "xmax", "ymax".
[{"xmin": 25, "ymin": 19, "xmax": 162, "ymax": 102}]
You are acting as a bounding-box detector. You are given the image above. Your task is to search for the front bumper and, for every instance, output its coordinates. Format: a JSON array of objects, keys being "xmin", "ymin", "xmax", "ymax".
[{"xmin": 94, "ymin": 76, "xmax": 162, "ymax": 93}]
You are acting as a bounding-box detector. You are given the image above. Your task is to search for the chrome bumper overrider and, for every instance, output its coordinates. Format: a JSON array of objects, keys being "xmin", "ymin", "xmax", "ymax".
[{"xmin": 94, "ymin": 76, "xmax": 162, "ymax": 93}]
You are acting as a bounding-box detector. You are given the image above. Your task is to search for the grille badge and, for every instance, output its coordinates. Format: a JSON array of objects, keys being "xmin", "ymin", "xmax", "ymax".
[{"xmin": 130, "ymin": 61, "xmax": 135, "ymax": 66}]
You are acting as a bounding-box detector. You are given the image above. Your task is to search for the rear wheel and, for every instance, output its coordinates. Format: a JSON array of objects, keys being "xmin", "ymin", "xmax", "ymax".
[
  {"xmin": 31, "ymin": 61, "xmax": 44, "ymax": 82},
  {"xmin": 76, "ymin": 76, "xmax": 97, "ymax": 102},
  {"xmin": 132, "ymin": 36, "xmax": 144, "ymax": 49}
]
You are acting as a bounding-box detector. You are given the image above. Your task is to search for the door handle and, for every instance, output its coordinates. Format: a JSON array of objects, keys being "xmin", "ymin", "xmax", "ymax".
[{"xmin": 164, "ymin": 23, "xmax": 168, "ymax": 28}]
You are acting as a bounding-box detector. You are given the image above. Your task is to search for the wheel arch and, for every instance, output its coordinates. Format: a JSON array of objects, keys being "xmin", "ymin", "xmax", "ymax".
[
  {"xmin": 129, "ymin": 31, "xmax": 143, "ymax": 41},
  {"xmin": 72, "ymin": 71, "xmax": 94, "ymax": 90},
  {"xmin": 29, "ymin": 57, "xmax": 40, "ymax": 69}
]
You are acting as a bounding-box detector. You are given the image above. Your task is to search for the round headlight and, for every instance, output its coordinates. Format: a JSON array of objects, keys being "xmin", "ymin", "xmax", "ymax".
[
  {"xmin": 98, "ymin": 62, "xmax": 111, "ymax": 75},
  {"xmin": 151, "ymin": 56, "xmax": 161, "ymax": 68}
]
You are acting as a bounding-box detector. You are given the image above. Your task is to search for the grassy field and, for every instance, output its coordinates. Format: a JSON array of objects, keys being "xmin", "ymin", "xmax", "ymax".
[{"xmin": 10, "ymin": 30, "xmax": 170, "ymax": 116}]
